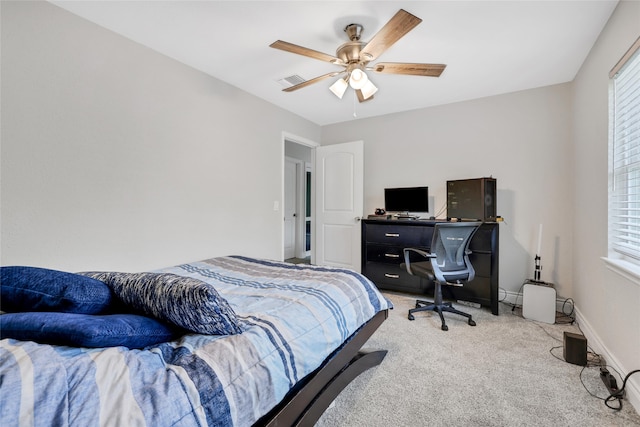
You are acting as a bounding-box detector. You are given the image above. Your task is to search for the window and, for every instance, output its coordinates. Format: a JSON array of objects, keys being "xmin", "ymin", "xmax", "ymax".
[{"xmin": 609, "ymin": 37, "xmax": 640, "ymax": 262}]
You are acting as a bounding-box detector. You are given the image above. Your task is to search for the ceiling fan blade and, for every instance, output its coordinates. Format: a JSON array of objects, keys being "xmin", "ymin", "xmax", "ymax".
[
  {"xmin": 356, "ymin": 90, "xmax": 374, "ymax": 103},
  {"xmin": 372, "ymin": 62, "xmax": 446, "ymax": 77},
  {"xmin": 270, "ymin": 40, "xmax": 344, "ymax": 64},
  {"xmin": 360, "ymin": 9, "xmax": 422, "ymax": 61},
  {"xmin": 283, "ymin": 71, "xmax": 345, "ymax": 92}
]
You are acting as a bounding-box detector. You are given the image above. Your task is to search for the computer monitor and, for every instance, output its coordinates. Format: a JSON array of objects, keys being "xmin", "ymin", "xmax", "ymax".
[{"xmin": 384, "ymin": 186, "xmax": 429, "ymax": 213}]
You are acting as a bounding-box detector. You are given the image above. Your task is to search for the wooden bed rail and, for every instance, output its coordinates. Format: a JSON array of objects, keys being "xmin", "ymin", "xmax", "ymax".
[{"xmin": 256, "ymin": 309, "xmax": 389, "ymax": 426}]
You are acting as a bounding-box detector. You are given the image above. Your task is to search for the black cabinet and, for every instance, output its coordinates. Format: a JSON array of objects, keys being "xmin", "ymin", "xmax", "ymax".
[{"xmin": 361, "ymin": 219, "xmax": 499, "ymax": 315}]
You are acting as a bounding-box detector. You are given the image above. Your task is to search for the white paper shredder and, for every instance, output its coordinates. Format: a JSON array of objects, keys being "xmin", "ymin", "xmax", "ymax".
[{"xmin": 522, "ymin": 282, "xmax": 556, "ymax": 324}]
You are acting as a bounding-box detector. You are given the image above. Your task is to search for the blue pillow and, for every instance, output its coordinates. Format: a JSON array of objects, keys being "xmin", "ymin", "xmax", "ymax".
[
  {"xmin": 80, "ymin": 272, "xmax": 243, "ymax": 335},
  {"xmin": 0, "ymin": 266, "xmax": 114, "ymax": 314},
  {"xmin": 0, "ymin": 312, "xmax": 182, "ymax": 348}
]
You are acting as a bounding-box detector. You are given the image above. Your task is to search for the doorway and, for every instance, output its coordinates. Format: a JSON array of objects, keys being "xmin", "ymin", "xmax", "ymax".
[
  {"xmin": 283, "ymin": 134, "xmax": 316, "ymax": 264},
  {"xmin": 282, "ymin": 135, "xmax": 364, "ymax": 271}
]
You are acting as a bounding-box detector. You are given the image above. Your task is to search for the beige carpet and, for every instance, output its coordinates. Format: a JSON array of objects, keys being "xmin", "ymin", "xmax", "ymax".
[{"xmin": 316, "ymin": 291, "xmax": 640, "ymax": 427}]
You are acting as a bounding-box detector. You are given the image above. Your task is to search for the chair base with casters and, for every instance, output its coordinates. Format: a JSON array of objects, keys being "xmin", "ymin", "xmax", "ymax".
[
  {"xmin": 402, "ymin": 222, "xmax": 482, "ymax": 331},
  {"xmin": 407, "ymin": 281, "xmax": 476, "ymax": 331}
]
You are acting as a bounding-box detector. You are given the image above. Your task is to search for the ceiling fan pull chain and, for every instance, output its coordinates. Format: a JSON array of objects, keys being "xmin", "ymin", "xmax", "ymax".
[{"xmin": 353, "ymin": 90, "xmax": 358, "ymax": 118}]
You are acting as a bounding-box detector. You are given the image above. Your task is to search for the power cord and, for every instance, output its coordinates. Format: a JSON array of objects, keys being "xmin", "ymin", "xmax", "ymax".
[
  {"xmin": 572, "ymin": 342, "xmax": 640, "ymax": 412},
  {"xmin": 540, "ymin": 313, "xmax": 638, "ymax": 412},
  {"xmin": 433, "ymin": 202, "xmax": 447, "ymax": 219},
  {"xmin": 548, "ymin": 340, "xmax": 601, "ymax": 365},
  {"xmin": 604, "ymin": 369, "xmax": 640, "ymax": 411},
  {"xmin": 498, "ymin": 287, "xmax": 508, "ymax": 302},
  {"xmin": 509, "ymin": 282, "xmax": 527, "ymax": 312},
  {"xmin": 555, "ymin": 297, "xmax": 575, "ymax": 324}
]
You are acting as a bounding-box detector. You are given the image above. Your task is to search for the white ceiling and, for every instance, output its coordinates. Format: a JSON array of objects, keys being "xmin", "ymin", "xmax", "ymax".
[{"xmin": 50, "ymin": 1, "xmax": 618, "ymax": 126}]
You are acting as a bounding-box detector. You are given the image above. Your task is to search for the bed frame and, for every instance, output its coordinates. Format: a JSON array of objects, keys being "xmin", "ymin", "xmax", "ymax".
[{"xmin": 256, "ymin": 309, "xmax": 389, "ymax": 426}]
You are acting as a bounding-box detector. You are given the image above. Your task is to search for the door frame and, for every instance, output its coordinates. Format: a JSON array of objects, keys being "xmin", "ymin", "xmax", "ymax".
[
  {"xmin": 281, "ymin": 132, "xmax": 319, "ymax": 262},
  {"xmin": 284, "ymin": 156, "xmax": 301, "ymax": 260},
  {"xmin": 303, "ymin": 162, "xmax": 312, "ymax": 259}
]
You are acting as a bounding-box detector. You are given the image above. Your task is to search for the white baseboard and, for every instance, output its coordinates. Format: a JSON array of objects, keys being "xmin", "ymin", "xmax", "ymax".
[
  {"xmin": 574, "ymin": 306, "xmax": 640, "ymax": 414},
  {"xmin": 501, "ymin": 289, "xmax": 639, "ymax": 413}
]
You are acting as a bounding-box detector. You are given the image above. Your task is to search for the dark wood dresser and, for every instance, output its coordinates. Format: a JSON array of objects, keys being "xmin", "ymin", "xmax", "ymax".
[{"xmin": 361, "ymin": 219, "xmax": 500, "ymax": 315}]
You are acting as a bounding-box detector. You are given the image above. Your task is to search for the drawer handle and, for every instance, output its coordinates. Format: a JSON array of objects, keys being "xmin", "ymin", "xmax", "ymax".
[
  {"xmin": 384, "ymin": 273, "xmax": 400, "ymax": 279},
  {"xmin": 385, "ymin": 233, "xmax": 400, "ymax": 237},
  {"xmin": 384, "ymin": 253, "xmax": 400, "ymax": 258}
]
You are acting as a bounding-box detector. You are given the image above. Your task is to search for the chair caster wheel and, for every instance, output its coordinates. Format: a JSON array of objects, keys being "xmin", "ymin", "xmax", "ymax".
[
  {"xmin": 469, "ymin": 319, "xmax": 476, "ymax": 326},
  {"xmin": 441, "ymin": 324, "xmax": 448, "ymax": 331},
  {"xmin": 408, "ymin": 314, "xmax": 415, "ymax": 321}
]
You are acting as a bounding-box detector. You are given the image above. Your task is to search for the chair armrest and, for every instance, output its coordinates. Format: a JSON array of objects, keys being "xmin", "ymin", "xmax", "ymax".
[
  {"xmin": 464, "ymin": 251, "xmax": 475, "ymax": 282},
  {"xmin": 403, "ymin": 248, "xmax": 434, "ymax": 259},
  {"xmin": 402, "ymin": 248, "xmax": 434, "ymax": 276}
]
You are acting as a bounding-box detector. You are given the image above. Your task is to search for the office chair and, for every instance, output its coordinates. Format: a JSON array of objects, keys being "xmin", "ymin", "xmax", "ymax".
[{"xmin": 402, "ymin": 222, "xmax": 482, "ymax": 331}]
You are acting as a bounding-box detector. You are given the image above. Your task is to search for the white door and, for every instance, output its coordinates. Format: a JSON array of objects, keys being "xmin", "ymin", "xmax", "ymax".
[
  {"xmin": 315, "ymin": 140, "xmax": 364, "ymax": 272},
  {"xmin": 284, "ymin": 158, "xmax": 297, "ymax": 259}
]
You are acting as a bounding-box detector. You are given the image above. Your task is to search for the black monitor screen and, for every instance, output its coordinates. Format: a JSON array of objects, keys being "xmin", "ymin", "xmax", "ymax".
[{"xmin": 384, "ymin": 186, "xmax": 429, "ymax": 212}]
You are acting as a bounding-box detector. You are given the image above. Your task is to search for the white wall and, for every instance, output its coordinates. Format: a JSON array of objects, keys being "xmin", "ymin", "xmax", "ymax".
[
  {"xmin": 0, "ymin": 1, "xmax": 321, "ymax": 272},
  {"xmin": 322, "ymin": 84, "xmax": 574, "ymax": 301},
  {"xmin": 571, "ymin": 0, "xmax": 640, "ymax": 409},
  {"xmin": 2, "ymin": 0, "xmax": 638, "ymax": 412}
]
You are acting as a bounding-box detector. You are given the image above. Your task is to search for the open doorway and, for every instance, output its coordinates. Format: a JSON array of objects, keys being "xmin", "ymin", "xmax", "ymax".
[{"xmin": 283, "ymin": 134, "xmax": 317, "ymax": 264}]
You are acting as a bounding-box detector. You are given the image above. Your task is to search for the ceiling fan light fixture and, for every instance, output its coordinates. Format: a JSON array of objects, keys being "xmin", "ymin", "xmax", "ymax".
[
  {"xmin": 271, "ymin": 10, "xmax": 445, "ymax": 106},
  {"xmin": 349, "ymin": 68, "xmax": 368, "ymax": 90},
  {"xmin": 360, "ymin": 79, "xmax": 378, "ymax": 100},
  {"xmin": 329, "ymin": 77, "xmax": 349, "ymax": 99}
]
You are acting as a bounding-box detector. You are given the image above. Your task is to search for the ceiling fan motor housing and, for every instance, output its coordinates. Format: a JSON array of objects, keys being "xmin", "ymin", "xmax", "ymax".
[
  {"xmin": 344, "ymin": 23, "xmax": 363, "ymax": 41},
  {"xmin": 336, "ymin": 41, "xmax": 365, "ymax": 64}
]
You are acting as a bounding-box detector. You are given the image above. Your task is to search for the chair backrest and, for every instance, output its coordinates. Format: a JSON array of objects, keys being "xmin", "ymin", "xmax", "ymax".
[{"xmin": 430, "ymin": 222, "xmax": 482, "ymax": 282}]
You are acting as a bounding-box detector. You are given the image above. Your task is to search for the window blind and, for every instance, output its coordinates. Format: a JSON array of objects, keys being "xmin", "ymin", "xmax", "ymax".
[{"xmin": 610, "ymin": 38, "xmax": 640, "ymax": 259}]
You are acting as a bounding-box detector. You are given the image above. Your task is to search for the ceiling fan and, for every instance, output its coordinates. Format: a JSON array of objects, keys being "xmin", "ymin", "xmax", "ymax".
[{"xmin": 270, "ymin": 9, "xmax": 446, "ymax": 102}]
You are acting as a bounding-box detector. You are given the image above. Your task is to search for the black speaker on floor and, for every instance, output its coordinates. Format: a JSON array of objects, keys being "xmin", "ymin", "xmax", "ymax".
[
  {"xmin": 447, "ymin": 177, "xmax": 497, "ymax": 221},
  {"xmin": 563, "ymin": 331, "xmax": 587, "ymax": 366}
]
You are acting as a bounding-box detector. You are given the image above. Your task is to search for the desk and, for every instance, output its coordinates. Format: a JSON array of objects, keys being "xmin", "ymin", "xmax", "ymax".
[{"xmin": 361, "ymin": 219, "xmax": 500, "ymax": 315}]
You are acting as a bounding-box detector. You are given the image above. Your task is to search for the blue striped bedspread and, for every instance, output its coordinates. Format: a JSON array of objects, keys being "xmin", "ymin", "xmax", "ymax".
[{"xmin": 0, "ymin": 256, "xmax": 391, "ymax": 426}]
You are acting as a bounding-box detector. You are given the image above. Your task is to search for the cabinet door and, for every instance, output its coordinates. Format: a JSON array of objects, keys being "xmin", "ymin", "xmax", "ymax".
[
  {"xmin": 445, "ymin": 276, "xmax": 492, "ymax": 302},
  {"xmin": 469, "ymin": 252, "xmax": 492, "ymax": 278},
  {"xmin": 469, "ymin": 224, "xmax": 496, "ymax": 253}
]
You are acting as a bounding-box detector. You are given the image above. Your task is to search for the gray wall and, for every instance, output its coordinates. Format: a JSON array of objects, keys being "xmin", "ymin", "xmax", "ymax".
[
  {"xmin": 322, "ymin": 84, "xmax": 574, "ymax": 302},
  {"xmin": 2, "ymin": 0, "xmax": 638, "ymax": 410},
  {"xmin": 571, "ymin": 0, "xmax": 640, "ymax": 408},
  {"xmin": 0, "ymin": 1, "xmax": 321, "ymax": 271}
]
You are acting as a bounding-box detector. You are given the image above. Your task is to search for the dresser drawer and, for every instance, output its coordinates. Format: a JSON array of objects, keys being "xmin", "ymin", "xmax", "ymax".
[
  {"xmin": 364, "ymin": 262, "xmax": 424, "ymax": 293},
  {"xmin": 365, "ymin": 224, "xmax": 432, "ymax": 247},
  {"xmin": 367, "ymin": 244, "xmax": 434, "ymax": 265},
  {"xmin": 366, "ymin": 244, "xmax": 404, "ymax": 264}
]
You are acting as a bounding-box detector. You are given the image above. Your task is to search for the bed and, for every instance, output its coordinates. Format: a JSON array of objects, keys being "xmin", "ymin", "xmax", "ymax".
[{"xmin": 0, "ymin": 256, "xmax": 391, "ymax": 427}]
